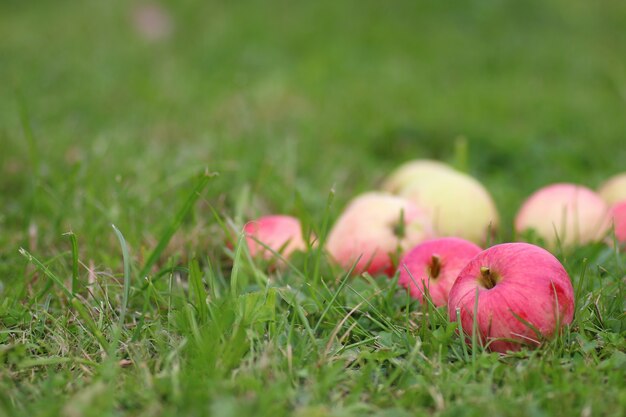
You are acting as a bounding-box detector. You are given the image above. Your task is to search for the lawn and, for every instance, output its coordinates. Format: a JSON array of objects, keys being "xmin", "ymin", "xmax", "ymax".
[{"xmin": 1, "ymin": 0, "xmax": 625, "ymax": 416}]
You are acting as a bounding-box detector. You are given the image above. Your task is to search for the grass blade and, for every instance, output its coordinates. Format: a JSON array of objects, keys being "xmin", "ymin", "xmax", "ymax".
[
  {"xmin": 311, "ymin": 188, "xmax": 335, "ymax": 285},
  {"xmin": 138, "ymin": 169, "xmax": 214, "ymax": 279},
  {"xmin": 230, "ymin": 232, "xmax": 246, "ymax": 297},
  {"xmin": 18, "ymin": 356, "xmax": 96, "ymax": 369},
  {"xmin": 19, "ymin": 248, "xmax": 73, "ymax": 299},
  {"xmin": 313, "ymin": 257, "xmax": 359, "ymax": 332},
  {"xmin": 63, "ymin": 232, "xmax": 80, "ymax": 296},
  {"xmin": 71, "ymin": 297, "xmax": 110, "ymax": 350},
  {"xmin": 189, "ymin": 258, "xmax": 209, "ymax": 323},
  {"xmin": 112, "ymin": 224, "xmax": 131, "ymax": 325}
]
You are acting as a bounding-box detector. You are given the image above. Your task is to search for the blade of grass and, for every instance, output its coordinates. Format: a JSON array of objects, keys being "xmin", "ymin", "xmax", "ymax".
[
  {"xmin": 230, "ymin": 232, "xmax": 246, "ymax": 297},
  {"xmin": 345, "ymin": 284, "xmax": 403, "ymax": 337},
  {"xmin": 575, "ymin": 258, "xmax": 589, "ymax": 306},
  {"xmin": 112, "ymin": 224, "xmax": 131, "ymax": 325},
  {"xmin": 19, "ymin": 248, "xmax": 73, "ymax": 299},
  {"xmin": 471, "ymin": 287, "xmax": 480, "ymax": 373},
  {"xmin": 311, "ymin": 188, "xmax": 335, "ymax": 285},
  {"xmin": 453, "ymin": 135, "xmax": 469, "ymax": 172},
  {"xmin": 138, "ymin": 169, "xmax": 215, "ymax": 279},
  {"xmin": 455, "ymin": 307, "xmax": 470, "ymax": 362},
  {"xmin": 189, "ymin": 258, "xmax": 209, "ymax": 323},
  {"xmin": 134, "ymin": 266, "xmax": 188, "ymax": 294},
  {"xmin": 63, "ymin": 232, "xmax": 80, "ymax": 296},
  {"xmin": 71, "ymin": 297, "xmax": 110, "ymax": 350},
  {"xmin": 131, "ymin": 279, "xmax": 153, "ymax": 342},
  {"xmin": 18, "ymin": 356, "xmax": 96, "ymax": 369},
  {"xmin": 313, "ymin": 257, "xmax": 359, "ymax": 332}
]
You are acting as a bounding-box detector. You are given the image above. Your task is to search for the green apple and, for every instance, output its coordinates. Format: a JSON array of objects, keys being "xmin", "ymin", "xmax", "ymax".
[
  {"xmin": 382, "ymin": 160, "xmax": 499, "ymax": 244},
  {"xmin": 598, "ymin": 173, "xmax": 626, "ymax": 205},
  {"xmin": 382, "ymin": 159, "xmax": 456, "ymax": 194}
]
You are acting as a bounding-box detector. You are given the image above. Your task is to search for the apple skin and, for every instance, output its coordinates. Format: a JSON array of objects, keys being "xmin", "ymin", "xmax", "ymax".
[
  {"xmin": 515, "ymin": 183, "xmax": 609, "ymax": 249},
  {"xmin": 398, "ymin": 237, "xmax": 482, "ymax": 307},
  {"xmin": 382, "ymin": 159, "xmax": 456, "ymax": 194},
  {"xmin": 598, "ymin": 173, "xmax": 626, "ymax": 205},
  {"xmin": 244, "ymin": 215, "xmax": 306, "ymax": 259},
  {"xmin": 607, "ymin": 201, "xmax": 626, "ymax": 244},
  {"xmin": 326, "ymin": 192, "xmax": 433, "ymax": 276},
  {"xmin": 382, "ymin": 160, "xmax": 499, "ymax": 244},
  {"xmin": 447, "ymin": 243, "xmax": 575, "ymax": 353}
]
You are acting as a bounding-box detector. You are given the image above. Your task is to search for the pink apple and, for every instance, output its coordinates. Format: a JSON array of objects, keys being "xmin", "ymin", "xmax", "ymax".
[
  {"xmin": 607, "ymin": 201, "xmax": 626, "ymax": 244},
  {"xmin": 598, "ymin": 173, "xmax": 626, "ymax": 205},
  {"xmin": 398, "ymin": 237, "xmax": 482, "ymax": 307},
  {"xmin": 447, "ymin": 242, "xmax": 575, "ymax": 353},
  {"xmin": 515, "ymin": 183, "xmax": 609, "ymax": 248},
  {"xmin": 326, "ymin": 192, "xmax": 433, "ymax": 276},
  {"xmin": 244, "ymin": 215, "xmax": 306, "ymax": 259}
]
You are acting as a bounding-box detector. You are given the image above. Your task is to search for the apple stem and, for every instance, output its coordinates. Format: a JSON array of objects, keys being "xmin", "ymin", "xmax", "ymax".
[
  {"xmin": 480, "ymin": 266, "xmax": 499, "ymax": 289},
  {"xmin": 429, "ymin": 255, "xmax": 441, "ymax": 279}
]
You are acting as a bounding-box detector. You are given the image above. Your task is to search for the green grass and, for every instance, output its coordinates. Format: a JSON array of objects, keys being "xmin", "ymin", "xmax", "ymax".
[{"xmin": 1, "ymin": 0, "xmax": 625, "ymax": 415}]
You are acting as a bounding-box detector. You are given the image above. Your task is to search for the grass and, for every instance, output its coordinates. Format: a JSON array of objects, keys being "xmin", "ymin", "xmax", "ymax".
[{"xmin": 1, "ymin": 0, "xmax": 625, "ymax": 415}]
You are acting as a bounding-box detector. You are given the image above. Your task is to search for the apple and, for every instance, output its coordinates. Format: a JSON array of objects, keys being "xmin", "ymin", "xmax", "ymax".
[
  {"xmin": 381, "ymin": 160, "xmax": 499, "ymax": 244},
  {"xmin": 607, "ymin": 201, "xmax": 626, "ymax": 244},
  {"xmin": 398, "ymin": 237, "xmax": 482, "ymax": 307},
  {"xmin": 382, "ymin": 159, "xmax": 456, "ymax": 194},
  {"xmin": 515, "ymin": 183, "xmax": 609, "ymax": 248},
  {"xmin": 447, "ymin": 242, "xmax": 575, "ymax": 353},
  {"xmin": 598, "ymin": 173, "xmax": 626, "ymax": 206},
  {"xmin": 244, "ymin": 215, "xmax": 306, "ymax": 259},
  {"xmin": 326, "ymin": 192, "xmax": 433, "ymax": 276}
]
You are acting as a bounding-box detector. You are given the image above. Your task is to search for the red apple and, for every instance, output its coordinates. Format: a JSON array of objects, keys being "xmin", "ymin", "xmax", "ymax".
[
  {"xmin": 607, "ymin": 201, "xmax": 626, "ymax": 244},
  {"xmin": 244, "ymin": 215, "xmax": 306, "ymax": 259},
  {"xmin": 326, "ymin": 192, "xmax": 433, "ymax": 276},
  {"xmin": 398, "ymin": 237, "xmax": 482, "ymax": 307},
  {"xmin": 447, "ymin": 242, "xmax": 575, "ymax": 353},
  {"xmin": 515, "ymin": 183, "xmax": 609, "ymax": 248}
]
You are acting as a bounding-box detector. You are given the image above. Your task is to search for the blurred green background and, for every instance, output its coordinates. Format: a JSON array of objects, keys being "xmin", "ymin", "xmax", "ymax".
[{"xmin": 2, "ymin": 0, "xmax": 626, "ymax": 255}]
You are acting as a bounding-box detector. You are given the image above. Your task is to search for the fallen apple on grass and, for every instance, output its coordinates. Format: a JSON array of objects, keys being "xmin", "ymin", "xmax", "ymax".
[
  {"xmin": 326, "ymin": 192, "xmax": 433, "ymax": 276},
  {"xmin": 607, "ymin": 201, "xmax": 626, "ymax": 245},
  {"xmin": 244, "ymin": 215, "xmax": 307, "ymax": 260},
  {"xmin": 382, "ymin": 159, "xmax": 499, "ymax": 244},
  {"xmin": 398, "ymin": 237, "xmax": 482, "ymax": 307},
  {"xmin": 515, "ymin": 183, "xmax": 609, "ymax": 249},
  {"xmin": 598, "ymin": 172, "xmax": 626, "ymax": 206},
  {"xmin": 447, "ymin": 242, "xmax": 575, "ymax": 353},
  {"xmin": 382, "ymin": 159, "xmax": 456, "ymax": 194}
]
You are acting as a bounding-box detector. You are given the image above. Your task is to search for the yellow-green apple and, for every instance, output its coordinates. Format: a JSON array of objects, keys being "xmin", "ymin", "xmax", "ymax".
[
  {"xmin": 326, "ymin": 192, "xmax": 433, "ymax": 276},
  {"xmin": 382, "ymin": 160, "xmax": 499, "ymax": 244},
  {"xmin": 244, "ymin": 215, "xmax": 306, "ymax": 259},
  {"xmin": 598, "ymin": 173, "xmax": 626, "ymax": 205},
  {"xmin": 607, "ymin": 201, "xmax": 626, "ymax": 245},
  {"xmin": 382, "ymin": 159, "xmax": 456, "ymax": 194},
  {"xmin": 447, "ymin": 242, "xmax": 574, "ymax": 353},
  {"xmin": 398, "ymin": 237, "xmax": 482, "ymax": 307},
  {"xmin": 515, "ymin": 183, "xmax": 609, "ymax": 248}
]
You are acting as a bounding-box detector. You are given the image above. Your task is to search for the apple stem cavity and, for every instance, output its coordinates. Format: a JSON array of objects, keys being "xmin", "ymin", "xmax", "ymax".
[
  {"xmin": 429, "ymin": 255, "xmax": 442, "ymax": 279},
  {"xmin": 479, "ymin": 266, "xmax": 499, "ymax": 289}
]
